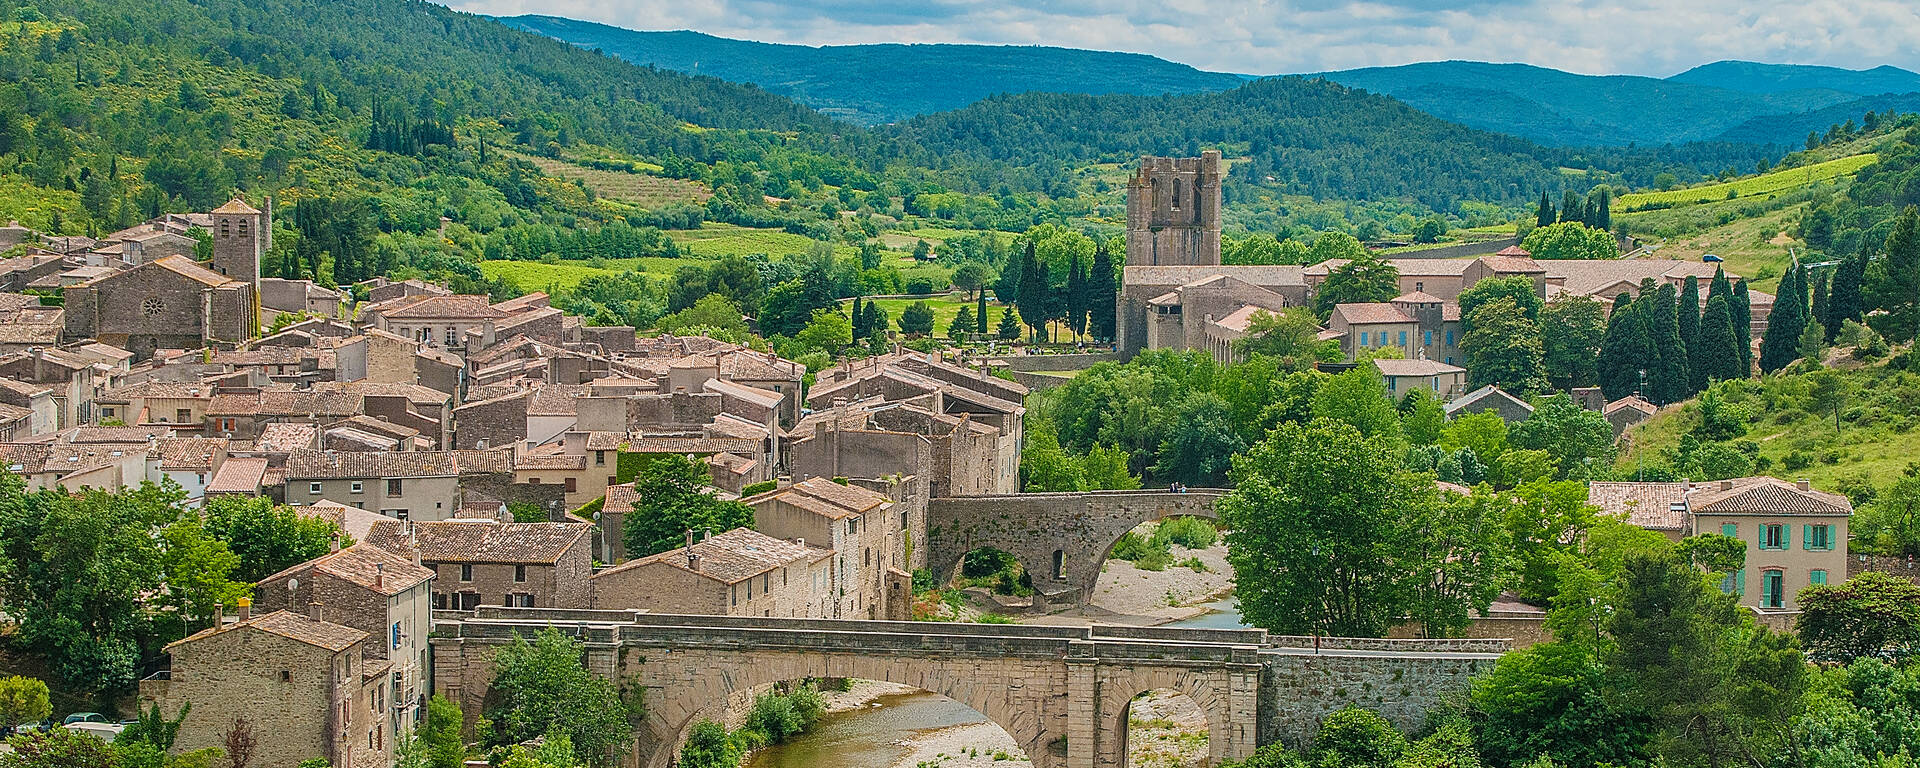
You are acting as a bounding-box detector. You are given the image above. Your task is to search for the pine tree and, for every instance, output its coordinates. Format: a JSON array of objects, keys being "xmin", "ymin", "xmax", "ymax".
[
  {"xmin": 949, "ymin": 305, "xmax": 975, "ymax": 340},
  {"xmin": 1732, "ymin": 279, "xmax": 1753, "ymax": 374},
  {"xmin": 996, "ymin": 306, "xmax": 1021, "ymax": 341},
  {"xmin": 1598, "ymin": 293, "xmax": 1654, "ymax": 400},
  {"xmin": 1695, "ymin": 294, "xmax": 1743, "ymax": 385},
  {"xmin": 1759, "ymin": 261, "xmax": 1806, "ymax": 373},
  {"xmin": 1828, "ymin": 251, "xmax": 1865, "ymax": 341},
  {"xmin": 1646, "ymin": 284, "xmax": 1690, "ymax": 404},
  {"xmin": 1593, "ymin": 188, "xmax": 1613, "ymax": 231},
  {"xmin": 1088, "ymin": 245, "xmax": 1118, "ymax": 342},
  {"xmin": 1679, "ymin": 275, "xmax": 1703, "ymax": 393},
  {"xmin": 1536, "ymin": 191, "xmax": 1556, "ymax": 228},
  {"xmin": 1066, "ymin": 254, "xmax": 1088, "ymax": 339},
  {"xmin": 976, "ymin": 290, "xmax": 989, "ymax": 335}
]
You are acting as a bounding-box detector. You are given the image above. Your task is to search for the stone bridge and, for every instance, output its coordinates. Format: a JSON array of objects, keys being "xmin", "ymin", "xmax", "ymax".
[
  {"xmin": 927, "ymin": 490, "xmax": 1228, "ymax": 606},
  {"xmin": 430, "ymin": 608, "xmax": 1502, "ymax": 768}
]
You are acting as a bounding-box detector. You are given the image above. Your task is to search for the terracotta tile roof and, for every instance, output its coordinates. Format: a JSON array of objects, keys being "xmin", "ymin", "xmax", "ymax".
[
  {"xmin": 330, "ymin": 415, "xmax": 420, "ymax": 440},
  {"xmin": 1542, "ymin": 260, "xmax": 1725, "ymax": 298},
  {"xmin": 621, "ymin": 436, "xmax": 763, "ymax": 455},
  {"xmin": 527, "ymin": 384, "xmax": 590, "ymax": 417},
  {"xmin": 1391, "ymin": 291, "xmax": 1446, "ymax": 304},
  {"xmin": 597, "ymin": 527, "xmax": 827, "ymax": 585},
  {"xmin": 152, "ymin": 437, "xmax": 226, "ymax": 471},
  {"xmin": 258, "ymin": 543, "xmax": 434, "ymax": 596},
  {"xmin": 1123, "ymin": 265, "xmax": 1305, "ymax": 287},
  {"xmin": 1588, "ymin": 481, "xmax": 1691, "ymax": 530},
  {"xmin": 1303, "ymin": 258, "xmax": 1477, "ymax": 277},
  {"xmin": 206, "ymin": 390, "xmax": 362, "ymax": 417},
  {"xmin": 705, "ymin": 452, "xmax": 759, "ymax": 475},
  {"xmin": 1495, "ymin": 246, "xmax": 1532, "ymax": 257},
  {"xmin": 450, "ymin": 449, "xmax": 514, "ymax": 474},
  {"xmin": 748, "ymin": 477, "xmax": 888, "ymax": 520},
  {"xmin": 211, "ymin": 197, "xmax": 261, "ymax": 215},
  {"xmin": 373, "ymin": 295, "xmax": 506, "ymax": 320},
  {"xmin": 1445, "ymin": 385, "xmax": 1535, "ymax": 417},
  {"xmin": 1210, "ymin": 305, "xmax": 1268, "ymax": 333},
  {"xmin": 583, "ymin": 431, "xmax": 625, "ymax": 451},
  {"xmin": 514, "ymin": 446, "xmax": 586, "ymax": 471},
  {"xmin": 169, "ymin": 609, "xmax": 365, "ymax": 653},
  {"xmin": 206, "ymin": 456, "xmax": 269, "ymax": 493},
  {"xmin": 67, "ymin": 425, "xmax": 167, "ymax": 443},
  {"xmin": 285, "ymin": 450, "xmax": 458, "ymax": 479},
  {"xmin": 1603, "ymin": 396, "xmax": 1658, "ymax": 417},
  {"xmin": 1332, "ymin": 303, "xmax": 1413, "ymax": 325},
  {"xmin": 603, "ymin": 482, "xmax": 640, "ymax": 515},
  {"xmin": 1477, "ymin": 255, "xmax": 1546, "ymax": 273},
  {"xmin": 292, "ymin": 499, "xmax": 389, "ymax": 541},
  {"xmin": 256, "ymin": 423, "xmax": 320, "ymax": 452},
  {"xmin": 364, "ymin": 520, "xmax": 590, "ymax": 564},
  {"xmin": 98, "ymin": 380, "xmax": 213, "ymax": 401},
  {"xmin": 1372, "ymin": 359, "xmax": 1465, "ymax": 377},
  {"xmin": 704, "ymin": 378, "xmax": 783, "ymax": 410},
  {"xmin": 311, "ymin": 381, "xmax": 449, "ymax": 406},
  {"xmin": 1688, "ymin": 477, "xmax": 1852, "ymax": 516},
  {"xmin": 0, "ymin": 322, "xmax": 62, "ymax": 345},
  {"xmin": 0, "ymin": 378, "xmax": 52, "ymax": 399},
  {"xmin": 138, "ymin": 255, "xmax": 233, "ymax": 288}
]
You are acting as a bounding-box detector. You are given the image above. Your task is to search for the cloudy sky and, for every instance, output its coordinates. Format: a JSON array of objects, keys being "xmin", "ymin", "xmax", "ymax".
[{"xmin": 450, "ymin": 0, "xmax": 1920, "ymax": 76}]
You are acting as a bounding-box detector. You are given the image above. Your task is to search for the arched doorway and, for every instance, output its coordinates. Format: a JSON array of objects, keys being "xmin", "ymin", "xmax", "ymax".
[{"xmin": 1121, "ymin": 688, "xmax": 1214, "ymax": 768}]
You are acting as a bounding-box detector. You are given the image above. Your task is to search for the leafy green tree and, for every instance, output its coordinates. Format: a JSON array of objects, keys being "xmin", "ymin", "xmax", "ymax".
[
  {"xmin": 622, "ymin": 454, "xmax": 755, "ymax": 558},
  {"xmin": 0, "ymin": 728, "xmax": 121, "ymax": 768},
  {"xmin": 0, "ymin": 677, "xmax": 49, "ymax": 730},
  {"xmin": 1400, "ymin": 390, "xmax": 1446, "ymax": 446},
  {"xmin": 1314, "ymin": 248, "xmax": 1400, "ymax": 316},
  {"xmin": 1311, "ymin": 367, "xmax": 1403, "ymax": 441},
  {"xmin": 1150, "ymin": 392, "xmax": 1244, "ymax": 487},
  {"xmin": 1540, "ymin": 295, "xmax": 1607, "ymax": 390},
  {"xmin": 483, "ymin": 629, "xmax": 637, "ymax": 766},
  {"xmin": 658, "ymin": 295, "xmax": 750, "ymax": 340},
  {"xmin": 1500, "ymin": 480, "xmax": 1602, "ymax": 604},
  {"xmin": 1233, "ymin": 308, "xmax": 1338, "ymax": 369},
  {"xmin": 1509, "ymin": 395, "xmax": 1616, "ymax": 480},
  {"xmin": 1458, "ymin": 276, "xmax": 1543, "ymax": 335},
  {"xmin": 951, "ymin": 262, "xmax": 990, "ymax": 299},
  {"xmin": 201, "ymin": 496, "xmax": 343, "ymax": 582},
  {"xmin": 1081, "ymin": 445, "xmax": 1144, "ymax": 491},
  {"xmin": 1461, "ymin": 297, "xmax": 1548, "ymax": 396},
  {"xmin": 793, "ymin": 308, "xmax": 854, "ymax": 355},
  {"xmin": 898, "ymin": 300, "xmax": 935, "ymax": 335},
  {"xmin": 1441, "ymin": 411, "xmax": 1509, "ymax": 466},
  {"xmin": 1797, "ymin": 571, "xmax": 1920, "ymax": 663},
  {"xmin": 1521, "ymin": 222, "xmax": 1615, "ymax": 260},
  {"xmin": 1414, "ymin": 486, "xmax": 1517, "ymax": 637},
  {"xmin": 1225, "ymin": 233, "xmax": 1309, "ymax": 265},
  {"xmin": 421, "ymin": 695, "xmax": 467, "ymax": 768},
  {"xmin": 1470, "ymin": 641, "xmax": 1651, "ymax": 768},
  {"xmin": 1223, "ymin": 419, "xmax": 1476, "ymax": 637},
  {"xmin": 1413, "ymin": 215, "xmax": 1447, "ymax": 244}
]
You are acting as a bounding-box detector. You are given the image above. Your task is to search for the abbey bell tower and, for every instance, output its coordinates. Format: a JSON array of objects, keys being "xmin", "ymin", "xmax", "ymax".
[{"xmin": 1125, "ymin": 150, "xmax": 1222, "ymax": 267}]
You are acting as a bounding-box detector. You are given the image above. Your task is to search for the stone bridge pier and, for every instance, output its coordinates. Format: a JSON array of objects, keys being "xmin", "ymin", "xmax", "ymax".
[{"xmin": 926, "ymin": 490, "xmax": 1226, "ymax": 606}]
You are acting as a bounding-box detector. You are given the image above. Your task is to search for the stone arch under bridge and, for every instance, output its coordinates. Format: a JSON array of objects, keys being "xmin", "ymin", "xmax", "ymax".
[
  {"xmin": 926, "ymin": 490, "xmax": 1228, "ymax": 607},
  {"xmin": 430, "ymin": 609, "xmax": 1504, "ymax": 768}
]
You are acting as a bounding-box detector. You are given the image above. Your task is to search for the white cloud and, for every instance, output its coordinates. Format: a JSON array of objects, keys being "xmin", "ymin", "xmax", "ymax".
[{"xmin": 447, "ymin": 0, "xmax": 1920, "ymax": 76}]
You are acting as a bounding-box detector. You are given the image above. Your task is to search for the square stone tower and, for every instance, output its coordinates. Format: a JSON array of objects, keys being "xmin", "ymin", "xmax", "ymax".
[
  {"xmin": 209, "ymin": 196, "xmax": 267, "ymax": 287},
  {"xmin": 1125, "ymin": 151, "xmax": 1223, "ymax": 267}
]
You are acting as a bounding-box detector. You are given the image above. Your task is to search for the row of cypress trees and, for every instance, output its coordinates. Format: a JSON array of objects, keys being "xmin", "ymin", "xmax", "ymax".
[
  {"xmin": 1597, "ymin": 268, "xmax": 1751, "ymax": 404},
  {"xmin": 1759, "ymin": 251, "xmax": 1870, "ymax": 372},
  {"xmin": 1009, "ymin": 242, "xmax": 1119, "ymax": 342}
]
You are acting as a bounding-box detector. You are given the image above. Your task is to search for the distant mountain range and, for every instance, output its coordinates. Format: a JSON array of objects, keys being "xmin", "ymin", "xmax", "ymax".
[{"xmin": 503, "ymin": 15, "xmax": 1920, "ymax": 149}]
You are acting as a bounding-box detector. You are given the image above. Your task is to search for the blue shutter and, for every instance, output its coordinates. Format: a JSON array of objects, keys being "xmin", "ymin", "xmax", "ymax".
[
  {"xmin": 1399, "ymin": 331, "xmax": 1407, "ymax": 347},
  {"xmin": 1803, "ymin": 525, "xmax": 1812, "ymax": 550},
  {"xmin": 1783, "ymin": 525, "xmax": 1791, "ymax": 549},
  {"xmin": 1721, "ymin": 522, "xmax": 1737, "ymax": 537},
  {"xmin": 1811, "ymin": 570, "xmax": 1828, "ymax": 585},
  {"xmin": 1735, "ymin": 569, "xmax": 1745, "ymax": 596}
]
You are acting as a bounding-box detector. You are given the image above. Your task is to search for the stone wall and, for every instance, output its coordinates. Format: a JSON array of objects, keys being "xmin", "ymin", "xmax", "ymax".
[
  {"xmin": 1385, "ymin": 237, "xmax": 1520, "ymax": 262},
  {"xmin": 998, "ymin": 352, "xmax": 1121, "ymax": 372},
  {"xmin": 1256, "ymin": 648, "xmax": 1496, "ymax": 748}
]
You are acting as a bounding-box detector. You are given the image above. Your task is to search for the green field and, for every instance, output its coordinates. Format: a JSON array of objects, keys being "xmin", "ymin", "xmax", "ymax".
[
  {"xmin": 506, "ymin": 151, "xmax": 708, "ymax": 208},
  {"xmin": 668, "ymin": 224, "xmax": 858, "ymax": 259},
  {"xmin": 479, "ymin": 256, "xmax": 709, "ymax": 293},
  {"xmin": 1616, "ymin": 154, "xmax": 1877, "ymax": 211},
  {"xmin": 851, "ymin": 294, "xmax": 1006, "ymax": 336}
]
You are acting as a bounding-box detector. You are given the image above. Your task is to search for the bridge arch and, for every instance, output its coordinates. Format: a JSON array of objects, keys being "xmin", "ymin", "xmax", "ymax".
[
  {"xmin": 927, "ymin": 490, "xmax": 1225, "ymax": 607},
  {"xmin": 1098, "ymin": 668, "xmax": 1233, "ymax": 768},
  {"xmin": 641, "ymin": 649, "xmax": 1055, "ymax": 768}
]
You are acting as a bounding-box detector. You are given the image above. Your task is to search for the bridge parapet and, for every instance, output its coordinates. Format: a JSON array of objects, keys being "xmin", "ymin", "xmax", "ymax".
[{"xmin": 1264, "ymin": 635, "xmax": 1511, "ymax": 653}]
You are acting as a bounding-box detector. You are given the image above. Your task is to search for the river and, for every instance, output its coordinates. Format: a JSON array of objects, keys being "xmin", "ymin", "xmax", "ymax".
[
  {"xmin": 1168, "ymin": 595, "xmax": 1251, "ymax": 629},
  {"xmin": 746, "ymin": 690, "xmax": 1000, "ymax": 768}
]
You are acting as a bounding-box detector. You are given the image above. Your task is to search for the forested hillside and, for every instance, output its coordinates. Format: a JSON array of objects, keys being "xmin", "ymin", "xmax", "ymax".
[
  {"xmin": 1669, "ymin": 60, "xmax": 1920, "ymax": 96},
  {"xmin": 498, "ymin": 15, "xmax": 1250, "ymax": 125}
]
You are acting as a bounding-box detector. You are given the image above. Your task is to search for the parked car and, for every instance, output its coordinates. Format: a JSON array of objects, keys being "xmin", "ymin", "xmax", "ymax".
[
  {"xmin": 61, "ymin": 713, "xmax": 107, "ymax": 725},
  {"xmin": 62, "ymin": 721, "xmax": 125, "ymax": 740}
]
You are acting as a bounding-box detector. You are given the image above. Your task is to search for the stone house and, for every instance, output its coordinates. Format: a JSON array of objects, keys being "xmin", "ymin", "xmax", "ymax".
[
  {"xmin": 284, "ymin": 450, "xmax": 461, "ymax": 522},
  {"xmin": 254, "ymin": 543, "xmax": 437, "ymax": 741},
  {"xmin": 150, "ymin": 436, "xmax": 228, "ymax": 502},
  {"xmin": 1445, "ymin": 385, "xmax": 1535, "ymax": 422},
  {"xmin": 364, "ymin": 520, "xmax": 593, "ymax": 610},
  {"xmin": 0, "ymin": 378, "xmax": 58, "ymax": 438},
  {"xmin": 1603, "ymin": 396, "xmax": 1658, "ymax": 437},
  {"xmin": 361, "ymin": 294, "xmax": 505, "ymax": 354},
  {"xmin": 0, "ymin": 292, "xmax": 66, "ymax": 354},
  {"xmin": 139, "ymin": 607, "xmax": 392, "ymax": 768},
  {"xmin": 591, "ymin": 527, "xmax": 834, "ymax": 617},
  {"xmin": 745, "ymin": 479, "xmax": 899, "ymax": 620},
  {"xmin": 93, "ymin": 380, "xmax": 214, "ymax": 430},
  {"xmin": 1373, "ymin": 358, "xmax": 1468, "ymax": 400},
  {"xmin": 0, "ymin": 347, "xmax": 103, "ymax": 429},
  {"xmin": 1690, "ymin": 477, "xmax": 1851, "ymax": 613},
  {"xmin": 204, "ymin": 389, "xmax": 364, "ymax": 439},
  {"xmin": 1328, "ymin": 292, "xmax": 1463, "ymax": 365},
  {"xmin": 258, "ymin": 278, "xmax": 344, "ymax": 322},
  {"xmin": 61, "ymin": 255, "xmax": 257, "ymax": 359}
]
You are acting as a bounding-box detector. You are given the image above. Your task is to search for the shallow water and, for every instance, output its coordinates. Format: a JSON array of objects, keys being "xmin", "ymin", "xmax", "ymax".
[
  {"xmin": 746, "ymin": 691, "xmax": 990, "ymax": 768},
  {"xmin": 1166, "ymin": 596, "xmax": 1251, "ymax": 629}
]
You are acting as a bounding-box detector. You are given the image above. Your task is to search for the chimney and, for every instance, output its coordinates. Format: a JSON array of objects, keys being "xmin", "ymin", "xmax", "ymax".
[
  {"xmin": 686, "ymin": 552, "xmax": 700, "ymax": 571},
  {"xmin": 308, "ymin": 601, "xmax": 324, "ymax": 623},
  {"xmin": 1797, "ymin": 479, "xmax": 1811, "ymax": 491},
  {"xmin": 684, "ymin": 529, "xmax": 696, "ymax": 549},
  {"xmin": 375, "ymin": 562, "xmax": 385, "ymax": 591},
  {"xmin": 329, "ymin": 532, "xmax": 342, "ymax": 552},
  {"xmin": 796, "ymin": 537, "xmax": 805, "ymax": 549},
  {"xmin": 213, "ymin": 603, "xmax": 225, "ymax": 628},
  {"xmin": 1720, "ymin": 479, "xmax": 1734, "ymax": 491},
  {"xmin": 236, "ymin": 596, "xmax": 251, "ymax": 623},
  {"xmin": 702, "ymin": 527, "xmax": 712, "ymax": 542}
]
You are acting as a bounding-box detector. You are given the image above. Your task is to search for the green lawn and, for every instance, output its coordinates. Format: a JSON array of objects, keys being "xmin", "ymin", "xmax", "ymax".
[
  {"xmin": 478, "ymin": 256, "xmax": 710, "ymax": 293},
  {"xmin": 667, "ymin": 224, "xmax": 858, "ymax": 260},
  {"xmin": 851, "ymin": 294, "xmax": 1004, "ymax": 336},
  {"xmin": 1625, "ymin": 201, "xmax": 1807, "ymax": 293},
  {"xmin": 1616, "ymin": 154, "xmax": 1877, "ymax": 211}
]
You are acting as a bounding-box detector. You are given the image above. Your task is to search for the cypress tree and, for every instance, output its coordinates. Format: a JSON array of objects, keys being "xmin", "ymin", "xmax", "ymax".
[
  {"xmin": 1732, "ymin": 279, "xmax": 1753, "ymax": 374},
  {"xmin": 1598, "ymin": 293, "xmax": 1653, "ymax": 400},
  {"xmin": 1759, "ymin": 262, "xmax": 1806, "ymax": 373},
  {"xmin": 1828, "ymin": 251, "xmax": 1865, "ymax": 340},
  {"xmin": 850, "ymin": 295, "xmax": 865, "ymax": 337},
  {"xmin": 1811, "ymin": 269, "xmax": 1831, "ymax": 342},
  {"xmin": 1066, "ymin": 254, "xmax": 1088, "ymax": 339},
  {"xmin": 1016, "ymin": 241, "xmax": 1046, "ymax": 341},
  {"xmin": 1647, "ymin": 284, "xmax": 1690, "ymax": 405},
  {"xmin": 1696, "ymin": 295, "xmax": 1743, "ymax": 385},
  {"xmin": 1884, "ymin": 206, "xmax": 1920, "ymax": 343},
  {"xmin": 1593, "ymin": 187, "xmax": 1613, "ymax": 231},
  {"xmin": 1561, "ymin": 190, "xmax": 1584, "ymax": 225},
  {"xmin": 1679, "ymin": 275, "xmax": 1703, "ymax": 393},
  {"xmin": 1089, "ymin": 244, "xmax": 1118, "ymax": 342},
  {"xmin": 976, "ymin": 290, "xmax": 988, "ymax": 335},
  {"xmin": 1536, "ymin": 191, "xmax": 1556, "ymax": 227}
]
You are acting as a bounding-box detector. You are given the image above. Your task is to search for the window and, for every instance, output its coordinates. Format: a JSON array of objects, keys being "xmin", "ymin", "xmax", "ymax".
[
  {"xmin": 564, "ymin": 477, "xmax": 577, "ymax": 493},
  {"xmin": 1424, "ymin": 331, "xmax": 1433, "ymax": 347},
  {"xmin": 310, "ymin": 482, "xmax": 323, "ymax": 495},
  {"xmin": 176, "ymin": 408, "xmax": 192, "ymax": 423},
  {"xmin": 1761, "ymin": 524, "xmax": 1788, "ymax": 550},
  {"xmin": 1357, "ymin": 333, "xmax": 1368, "ymax": 348},
  {"xmin": 460, "ymin": 564, "xmax": 473, "ymax": 582},
  {"xmin": 762, "ymin": 573, "xmax": 770, "ymax": 594},
  {"xmin": 219, "ymin": 220, "xmax": 230, "ymax": 236},
  {"xmin": 1811, "ymin": 570, "xmax": 1828, "ymax": 586},
  {"xmin": 101, "ymin": 407, "xmax": 115, "ymax": 420},
  {"xmin": 433, "ymin": 593, "xmax": 448, "ymax": 610},
  {"xmin": 238, "ymin": 220, "xmax": 249, "ymax": 236},
  {"xmin": 281, "ymin": 670, "xmax": 292, "ymax": 682},
  {"xmin": 1398, "ymin": 331, "xmax": 1407, "ymax": 347},
  {"xmin": 731, "ymin": 584, "xmax": 738, "ymax": 607},
  {"xmin": 388, "ymin": 478, "xmax": 403, "ymax": 496},
  {"xmin": 1804, "ymin": 524, "xmax": 1834, "ymax": 551},
  {"xmin": 900, "ymin": 512, "xmax": 909, "ymax": 531},
  {"xmin": 1445, "ymin": 330, "xmax": 1454, "ymax": 346},
  {"xmin": 513, "ymin": 565, "xmax": 526, "ymax": 583},
  {"xmin": 445, "ymin": 328, "xmax": 458, "ymax": 347},
  {"xmin": 350, "ymin": 481, "xmax": 364, "ymax": 494},
  {"xmin": 1414, "ymin": 281, "xmax": 1425, "ymax": 292},
  {"xmin": 595, "ymin": 451, "xmax": 606, "ymax": 466},
  {"xmin": 1053, "ymin": 549, "xmax": 1066, "ymax": 580},
  {"xmin": 1761, "ymin": 569, "xmax": 1785, "ymax": 609},
  {"xmin": 1721, "ymin": 522, "xmax": 1737, "ymax": 538},
  {"xmin": 846, "ymin": 518, "xmax": 858, "ymax": 535}
]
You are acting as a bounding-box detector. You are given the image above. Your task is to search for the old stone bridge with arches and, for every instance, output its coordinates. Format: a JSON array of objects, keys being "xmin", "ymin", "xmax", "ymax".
[
  {"xmin": 926, "ymin": 490, "xmax": 1229, "ymax": 607},
  {"xmin": 430, "ymin": 607, "xmax": 1502, "ymax": 768}
]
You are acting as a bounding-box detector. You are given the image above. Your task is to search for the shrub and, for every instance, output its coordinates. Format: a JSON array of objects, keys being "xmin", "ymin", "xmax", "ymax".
[
  {"xmin": 1152, "ymin": 517, "xmax": 1219, "ymax": 550},
  {"xmin": 739, "ymin": 480, "xmax": 778, "ymax": 497},
  {"xmin": 1109, "ymin": 531, "xmax": 1156, "ymax": 561},
  {"xmin": 1314, "ymin": 706, "xmax": 1407, "ymax": 768},
  {"xmin": 905, "ymin": 277, "xmax": 938, "ymax": 295}
]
